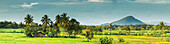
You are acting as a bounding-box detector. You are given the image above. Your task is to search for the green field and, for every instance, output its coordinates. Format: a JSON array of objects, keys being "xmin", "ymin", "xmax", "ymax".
[
  {"xmin": 0, "ymin": 28, "xmax": 24, "ymax": 33},
  {"xmin": 0, "ymin": 29, "xmax": 169, "ymax": 44},
  {"xmin": 0, "ymin": 28, "xmax": 24, "ymax": 31},
  {"xmin": 0, "ymin": 33, "xmax": 169, "ymax": 44}
]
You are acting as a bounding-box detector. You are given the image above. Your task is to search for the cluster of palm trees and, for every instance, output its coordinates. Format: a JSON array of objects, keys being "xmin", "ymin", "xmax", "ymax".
[{"xmin": 24, "ymin": 13, "xmax": 82, "ymax": 37}]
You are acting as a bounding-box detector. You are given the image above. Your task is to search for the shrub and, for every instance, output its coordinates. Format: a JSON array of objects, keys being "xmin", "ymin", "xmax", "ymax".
[
  {"xmin": 100, "ymin": 37, "xmax": 113, "ymax": 44},
  {"xmin": 85, "ymin": 31, "xmax": 94, "ymax": 42},
  {"xmin": 48, "ymin": 32, "xmax": 54, "ymax": 37},
  {"xmin": 24, "ymin": 27, "xmax": 33, "ymax": 37},
  {"xmin": 118, "ymin": 37, "xmax": 125, "ymax": 42}
]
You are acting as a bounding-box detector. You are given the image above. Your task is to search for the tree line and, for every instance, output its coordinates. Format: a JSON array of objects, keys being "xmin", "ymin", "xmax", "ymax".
[
  {"xmin": 83, "ymin": 22, "xmax": 169, "ymax": 32},
  {"xmin": 0, "ymin": 21, "xmax": 25, "ymax": 28},
  {"xmin": 24, "ymin": 13, "xmax": 83, "ymax": 37}
]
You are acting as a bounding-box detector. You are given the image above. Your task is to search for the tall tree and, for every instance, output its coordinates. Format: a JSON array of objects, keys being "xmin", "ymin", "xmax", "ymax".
[
  {"xmin": 55, "ymin": 15, "xmax": 62, "ymax": 31},
  {"xmin": 61, "ymin": 13, "xmax": 70, "ymax": 32},
  {"xmin": 49, "ymin": 20, "xmax": 53, "ymax": 32},
  {"xmin": 24, "ymin": 14, "xmax": 33, "ymax": 26},
  {"xmin": 75, "ymin": 21, "xmax": 81, "ymax": 35},
  {"xmin": 41, "ymin": 15, "xmax": 51, "ymax": 32},
  {"xmin": 55, "ymin": 15, "xmax": 61, "ymax": 25},
  {"xmin": 54, "ymin": 15, "xmax": 61, "ymax": 35},
  {"xmin": 159, "ymin": 22, "xmax": 165, "ymax": 30},
  {"xmin": 67, "ymin": 18, "xmax": 76, "ymax": 36}
]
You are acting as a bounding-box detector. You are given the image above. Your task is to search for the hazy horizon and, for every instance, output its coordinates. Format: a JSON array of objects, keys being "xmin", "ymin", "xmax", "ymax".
[{"xmin": 0, "ymin": 0, "xmax": 170, "ymax": 25}]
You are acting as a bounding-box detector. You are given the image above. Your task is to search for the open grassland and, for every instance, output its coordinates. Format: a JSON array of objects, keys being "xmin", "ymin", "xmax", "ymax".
[
  {"xmin": 0, "ymin": 33, "xmax": 169, "ymax": 44},
  {"xmin": 0, "ymin": 28, "xmax": 24, "ymax": 33}
]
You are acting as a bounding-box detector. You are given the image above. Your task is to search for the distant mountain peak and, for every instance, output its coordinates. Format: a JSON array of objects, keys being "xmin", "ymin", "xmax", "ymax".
[
  {"xmin": 102, "ymin": 16, "xmax": 145, "ymax": 25},
  {"xmin": 127, "ymin": 16, "xmax": 134, "ymax": 17},
  {"xmin": 124, "ymin": 16, "xmax": 135, "ymax": 19}
]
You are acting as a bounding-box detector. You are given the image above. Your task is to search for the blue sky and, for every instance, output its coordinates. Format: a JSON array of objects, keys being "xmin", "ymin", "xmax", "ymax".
[{"xmin": 0, "ymin": 0, "xmax": 170, "ymax": 25}]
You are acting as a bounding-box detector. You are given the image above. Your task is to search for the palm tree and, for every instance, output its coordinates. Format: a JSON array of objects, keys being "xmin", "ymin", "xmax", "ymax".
[
  {"xmin": 61, "ymin": 13, "xmax": 70, "ymax": 25},
  {"xmin": 55, "ymin": 15, "xmax": 61, "ymax": 27},
  {"xmin": 24, "ymin": 14, "xmax": 33, "ymax": 26},
  {"xmin": 61, "ymin": 13, "xmax": 70, "ymax": 33},
  {"xmin": 41, "ymin": 15, "xmax": 51, "ymax": 32},
  {"xmin": 49, "ymin": 20, "xmax": 53, "ymax": 32}
]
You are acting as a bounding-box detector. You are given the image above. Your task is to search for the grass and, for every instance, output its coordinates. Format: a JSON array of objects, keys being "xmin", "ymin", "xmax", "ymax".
[
  {"xmin": 0, "ymin": 33, "xmax": 169, "ymax": 44},
  {"xmin": 0, "ymin": 33, "xmax": 99, "ymax": 44},
  {"xmin": 0, "ymin": 29, "xmax": 169, "ymax": 44},
  {"xmin": 0, "ymin": 28, "xmax": 24, "ymax": 31},
  {"xmin": 0, "ymin": 28, "xmax": 24, "ymax": 33}
]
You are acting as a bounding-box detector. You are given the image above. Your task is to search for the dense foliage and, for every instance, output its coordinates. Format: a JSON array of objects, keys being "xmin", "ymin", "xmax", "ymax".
[
  {"xmin": 0, "ymin": 21, "xmax": 25, "ymax": 28},
  {"xmin": 82, "ymin": 22, "xmax": 170, "ymax": 37},
  {"xmin": 100, "ymin": 37, "xmax": 113, "ymax": 44},
  {"xmin": 24, "ymin": 13, "xmax": 83, "ymax": 37}
]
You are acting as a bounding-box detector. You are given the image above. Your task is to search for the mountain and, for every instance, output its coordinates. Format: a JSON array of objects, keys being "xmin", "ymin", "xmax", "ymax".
[{"xmin": 103, "ymin": 16, "xmax": 145, "ymax": 25}]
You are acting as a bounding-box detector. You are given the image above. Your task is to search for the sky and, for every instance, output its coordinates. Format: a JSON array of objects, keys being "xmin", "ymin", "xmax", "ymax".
[{"xmin": 0, "ymin": 0, "xmax": 170, "ymax": 25}]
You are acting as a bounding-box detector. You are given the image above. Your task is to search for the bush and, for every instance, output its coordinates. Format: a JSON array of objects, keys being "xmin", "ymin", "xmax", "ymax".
[
  {"xmin": 104, "ymin": 32, "xmax": 109, "ymax": 35},
  {"xmin": 118, "ymin": 37, "xmax": 125, "ymax": 42},
  {"xmin": 100, "ymin": 37, "xmax": 113, "ymax": 44},
  {"xmin": 48, "ymin": 32, "xmax": 54, "ymax": 37},
  {"xmin": 24, "ymin": 27, "xmax": 39, "ymax": 37}
]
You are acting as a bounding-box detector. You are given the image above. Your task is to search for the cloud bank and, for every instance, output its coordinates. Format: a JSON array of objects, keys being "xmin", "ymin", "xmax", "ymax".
[{"xmin": 21, "ymin": 3, "xmax": 39, "ymax": 8}]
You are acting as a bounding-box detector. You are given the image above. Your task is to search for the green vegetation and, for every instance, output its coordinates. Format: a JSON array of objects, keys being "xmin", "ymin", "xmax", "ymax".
[
  {"xmin": 0, "ymin": 14, "xmax": 170, "ymax": 44},
  {"xmin": 24, "ymin": 13, "xmax": 82, "ymax": 38},
  {"xmin": 0, "ymin": 33, "xmax": 169, "ymax": 44},
  {"xmin": 22, "ymin": 13, "xmax": 170, "ymax": 44},
  {"xmin": 0, "ymin": 28, "xmax": 24, "ymax": 33},
  {"xmin": 85, "ymin": 27, "xmax": 94, "ymax": 42},
  {"xmin": 118, "ymin": 37, "xmax": 125, "ymax": 42},
  {"xmin": 100, "ymin": 37, "xmax": 113, "ymax": 44},
  {"xmin": 0, "ymin": 21, "xmax": 25, "ymax": 28}
]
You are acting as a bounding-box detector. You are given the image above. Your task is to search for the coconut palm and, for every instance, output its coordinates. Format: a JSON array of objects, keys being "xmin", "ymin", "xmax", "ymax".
[
  {"xmin": 55, "ymin": 15, "xmax": 61, "ymax": 24},
  {"xmin": 24, "ymin": 14, "xmax": 33, "ymax": 26},
  {"xmin": 61, "ymin": 13, "xmax": 70, "ymax": 32},
  {"xmin": 61, "ymin": 13, "xmax": 70, "ymax": 25},
  {"xmin": 41, "ymin": 15, "xmax": 51, "ymax": 32},
  {"xmin": 55, "ymin": 15, "xmax": 62, "ymax": 28}
]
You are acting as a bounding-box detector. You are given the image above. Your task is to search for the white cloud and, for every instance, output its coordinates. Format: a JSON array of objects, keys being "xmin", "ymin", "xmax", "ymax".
[
  {"xmin": 21, "ymin": 3, "xmax": 39, "ymax": 8},
  {"xmin": 10, "ymin": 3, "xmax": 39, "ymax": 8},
  {"xmin": 128, "ymin": 0, "xmax": 170, "ymax": 4}
]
